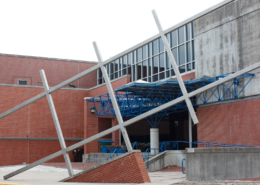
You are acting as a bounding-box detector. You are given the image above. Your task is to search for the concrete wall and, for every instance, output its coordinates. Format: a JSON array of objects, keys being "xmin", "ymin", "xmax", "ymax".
[
  {"xmin": 147, "ymin": 150, "xmax": 186, "ymax": 172},
  {"xmin": 186, "ymin": 147, "xmax": 260, "ymax": 181},
  {"xmin": 194, "ymin": 0, "xmax": 260, "ymax": 99}
]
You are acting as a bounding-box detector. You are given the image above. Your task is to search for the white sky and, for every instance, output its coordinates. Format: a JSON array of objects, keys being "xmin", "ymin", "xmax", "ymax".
[{"xmin": 0, "ymin": 0, "xmax": 223, "ymax": 62}]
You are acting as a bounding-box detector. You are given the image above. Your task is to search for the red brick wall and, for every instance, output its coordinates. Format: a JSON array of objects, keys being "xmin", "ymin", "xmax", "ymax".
[
  {"xmin": 65, "ymin": 151, "xmax": 151, "ymax": 183},
  {"xmin": 0, "ymin": 85, "xmax": 86, "ymax": 165},
  {"xmin": 112, "ymin": 118, "xmax": 120, "ymax": 145},
  {"xmin": 98, "ymin": 118, "xmax": 112, "ymax": 139},
  {"xmin": 0, "ymin": 140, "xmax": 78, "ymax": 166},
  {"xmin": 0, "ymin": 55, "xmax": 97, "ymax": 88},
  {"xmin": 197, "ymin": 97, "xmax": 260, "ymax": 147},
  {"xmin": 84, "ymin": 102, "xmax": 99, "ymax": 154},
  {"xmin": 182, "ymin": 72, "xmax": 195, "ymax": 81}
]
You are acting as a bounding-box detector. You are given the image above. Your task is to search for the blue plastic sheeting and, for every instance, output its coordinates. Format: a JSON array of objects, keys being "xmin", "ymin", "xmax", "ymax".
[{"xmin": 86, "ymin": 73, "xmax": 254, "ymax": 121}]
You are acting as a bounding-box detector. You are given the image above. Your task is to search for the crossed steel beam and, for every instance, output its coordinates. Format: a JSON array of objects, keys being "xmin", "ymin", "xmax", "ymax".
[{"xmin": 1, "ymin": 10, "xmax": 260, "ymax": 180}]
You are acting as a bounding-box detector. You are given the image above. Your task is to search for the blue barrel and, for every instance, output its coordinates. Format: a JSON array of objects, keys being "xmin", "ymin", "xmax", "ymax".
[{"xmin": 101, "ymin": 146, "xmax": 110, "ymax": 153}]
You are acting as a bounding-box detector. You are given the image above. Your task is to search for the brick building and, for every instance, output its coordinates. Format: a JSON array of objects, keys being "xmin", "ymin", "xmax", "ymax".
[{"xmin": 1, "ymin": 0, "xmax": 260, "ymax": 166}]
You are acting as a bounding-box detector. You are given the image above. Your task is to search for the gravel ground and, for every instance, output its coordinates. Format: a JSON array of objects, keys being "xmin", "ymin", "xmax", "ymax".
[{"xmin": 0, "ymin": 165, "xmax": 82, "ymax": 173}]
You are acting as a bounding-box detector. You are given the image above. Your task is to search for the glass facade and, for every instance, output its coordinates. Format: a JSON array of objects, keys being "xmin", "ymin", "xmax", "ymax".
[{"xmin": 97, "ymin": 22, "xmax": 195, "ymax": 85}]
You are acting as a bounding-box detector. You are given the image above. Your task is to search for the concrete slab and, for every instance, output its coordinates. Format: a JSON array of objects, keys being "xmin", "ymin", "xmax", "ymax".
[{"xmin": 0, "ymin": 170, "xmax": 186, "ymax": 185}]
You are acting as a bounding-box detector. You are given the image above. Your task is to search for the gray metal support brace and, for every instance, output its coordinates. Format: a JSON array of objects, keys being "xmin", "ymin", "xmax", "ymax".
[
  {"xmin": 93, "ymin": 42, "xmax": 133, "ymax": 152},
  {"xmin": 152, "ymin": 10, "xmax": 199, "ymax": 124},
  {"xmin": 189, "ymin": 113, "xmax": 192, "ymax": 148},
  {"xmin": 40, "ymin": 70, "xmax": 74, "ymax": 177}
]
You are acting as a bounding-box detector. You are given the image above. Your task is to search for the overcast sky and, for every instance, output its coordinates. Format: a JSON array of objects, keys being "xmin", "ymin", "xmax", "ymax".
[{"xmin": 0, "ymin": 0, "xmax": 223, "ymax": 62}]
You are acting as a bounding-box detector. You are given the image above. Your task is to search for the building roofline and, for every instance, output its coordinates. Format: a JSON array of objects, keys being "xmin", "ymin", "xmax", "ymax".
[{"xmin": 0, "ymin": 53, "xmax": 97, "ymax": 64}]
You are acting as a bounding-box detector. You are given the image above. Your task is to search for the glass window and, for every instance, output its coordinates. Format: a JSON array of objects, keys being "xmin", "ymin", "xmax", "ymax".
[
  {"xmin": 192, "ymin": 62, "xmax": 195, "ymax": 70},
  {"xmin": 159, "ymin": 53, "xmax": 165, "ymax": 72},
  {"xmin": 192, "ymin": 22, "xmax": 194, "ymax": 39},
  {"xmin": 110, "ymin": 73, "xmax": 114, "ymax": 80},
  {"xmin": 143, "ymin": 45, "xmax": 148, "ymax": 60},
  {"xmin": 98, "ymin": 68, "xmax": 102, "ymax": 78},
  {"xmin": 132, "ymin": 65, "xmax": 135, "ymax": 81},
  {"xmin": 153, "ymin": 56, "xmax": 159, "ymax": 74},
  {"xmin": 166, "ymin": 53, "xmax": 170, "ymax": 70},
  {"xmin": 148, "ymin": 59, "xmax": 152, "ymax": 76},
  {"xmin": 187, "ymin": 42, "xmax": 191, "ymax": 62},
  {"xmin": 133, "ymin": 51, "xmax": 136, "ymax": 64},
  {"xmin": 153, "ymin": 39, "xmax": 158, "ymax": 55},
  {"xmin": 143, "ymin": 60, "xmax": 148, "ymax": 78},
  {"xmin": 123, "ymin": 55, "xmax": 127, "ymax": 68},
  {"xmin": 171, "ymin": 30, "xmax": 177, "ymax": 48},
  {"xmin": 179, "ymin": 65, "xmax": 185, "ymax": 73},
  {"xmin": 137, "ymin": 62, "xmax": 142, "ymax": 80},
  {"xmin": 186, "ymin": 23, "xmax": 191, "ymax": 41},
  {"xmin": 98, "ymin": 78, "xmax": 102, "ymax": 85},
  {"xmin": 115, "ymin": 59, "xmax": 119, "ymax": 71},
  {"xmin": 127, "ymin": 53, "xmax": 132, "ymax": 66},
  {"xmin": 110, "ymin": 62, "xmax": 114, "ymax": 74},
  {"xmin": 166, "ymin": 70, "xmax": 170, "ymax": 78},
  {"xmin": 171, "ymin": 69, "xmax": 175, "ymax": 76},
  {"xmin": 106, "ymin": 64, "xmax": 109, "ymax": 74},
  {"xmin": 127, "ymin": 66, "xmax": 131, "ymax": 75},
  {"xmin": 171, "ymin": 48, "xmax": 178, "ymax": 64},
  {"xmin": 123, "ymin": 68, "xmax": 126, "ymax": 75},
  {"xmin": 115, "ymin": 72, "xmax": 118, "ymax": 78},
  {"xmin": 153, "ymin": 74, "xmax": 158, "ymax": 82},
  {"xmin": 148, "ymin": 43, "xmax": 152, "ymax": 57},
  {"xmin": 159, "ymin": 38, "xmax": 164, "ymax": 53},
  {"xmin": 178, "ymin": 26, "xmax": 185, "ymax": 44},
  {"xmin": 166, "ymin": 33, "xmax": 171, "ymax": 46},
  {"xmin": 119, "ymin": 58, "xmax": 122, "ymax": 70},
  {"xmin": 148, "ymin": 77, "xmax": 151, "ymax": 82},
  {"xmin": 179, "ymin": 44, "xmax": 185, "ymax": 65},
  {"xmin": 192, "ymin": 40, "xmax": 195, "ymax": 60},
  {"xmin": 137, "ymin": 48, "xmax": 142, "ymax": 62},
  {"xmin": 159, "ymin": 72, "xmax": 165, "ymax": 80},
  {"xmin": 187, "ymin": 63, "xmax": 192, "ymax": 71}
]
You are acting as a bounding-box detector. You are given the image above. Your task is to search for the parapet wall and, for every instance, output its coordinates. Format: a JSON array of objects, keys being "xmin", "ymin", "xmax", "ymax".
[{"xmin": 186, "ymin": 147, "xmax": 260, "ymax": 180}]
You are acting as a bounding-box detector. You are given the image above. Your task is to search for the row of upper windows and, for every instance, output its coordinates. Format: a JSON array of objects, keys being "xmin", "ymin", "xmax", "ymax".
[{"xmin": 98, "ymin": 22, "xmax": 195, "ymax": 84}]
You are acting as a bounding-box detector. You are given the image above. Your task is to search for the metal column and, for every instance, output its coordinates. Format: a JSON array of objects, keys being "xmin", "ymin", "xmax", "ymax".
[{"xmin": 40, "ymin": 70, "xmax": 74, "ymax": 176}]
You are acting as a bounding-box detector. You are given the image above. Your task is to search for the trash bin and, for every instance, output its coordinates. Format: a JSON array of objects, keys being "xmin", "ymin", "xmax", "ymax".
[{"xmin": 98, "ymin": 141, "xmax": 114, "ymax": 153}]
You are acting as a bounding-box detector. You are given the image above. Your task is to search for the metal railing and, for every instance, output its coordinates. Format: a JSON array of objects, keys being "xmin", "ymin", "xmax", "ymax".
[
  {"xmin": 107, "ymin": 149, "xmax": 118, "ymax": 161},
  {"xmin": 182, "ymin": 159, "xmax": 186, "ymax": 174},
  {"xmin": 132, "ymin": 142, "xmax": 138, "ymax": 150}
]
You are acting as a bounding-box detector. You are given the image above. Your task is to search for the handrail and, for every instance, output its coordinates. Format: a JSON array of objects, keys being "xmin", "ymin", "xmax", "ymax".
[
  {"xmin": 132, "ymin": 142, "xmax": 138, "ymax": 149},
  {"xmin": 142, "ymin": 148, "xmax": 150, "ymax": 169},
  {"xmin": 107, "ymin": 148, "xmax": 118, "ymax": 161},
  {"xmin": 182, "ymin": 159, "xmax": 186, "ymax": 174}
]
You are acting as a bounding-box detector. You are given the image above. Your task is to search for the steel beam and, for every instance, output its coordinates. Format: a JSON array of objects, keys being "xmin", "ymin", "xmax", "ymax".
[
  {"xmin": 152, "ymin": 10, "xmax": 199, "ymax": 124},
  {"xmin": 40, "ymin": 70, "xmax": 74, "ymax": 177},
  {"xmin": 5, "ymin": 60, "xmax": 260, "ymax": 180},
  {"xmin": 93, "ymin": 42, "xmax": 133, "ymax": 152}
]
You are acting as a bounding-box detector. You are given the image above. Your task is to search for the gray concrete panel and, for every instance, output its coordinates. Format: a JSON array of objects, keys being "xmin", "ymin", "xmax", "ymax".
[{"xmin": 186, "ymin": 147, "xmax": 260, "ymax": 180}]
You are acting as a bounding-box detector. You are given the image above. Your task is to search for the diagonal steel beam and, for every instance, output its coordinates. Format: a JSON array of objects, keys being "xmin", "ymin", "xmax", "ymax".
[
  {"xmin": 152, "ymin": 10, "xmax": 199, "ymax": 124},
  {"xmin": 4, "ymin": 60, "xmax": 260, "ymax": 180},
  {"xmin": 93, "ymin": 42, "xmax": 133, "ymax": 152},
  {"xmin": 40, "ymin": 70, "xmax": 74, "ymax": 177}
]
